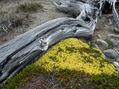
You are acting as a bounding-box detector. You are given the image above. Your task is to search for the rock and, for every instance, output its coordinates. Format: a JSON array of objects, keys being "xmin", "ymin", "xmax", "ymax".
[
  {"xmin": 108, "ymin": 34, "xmax": 119, "ymax": 38},
  {"xmin": 114, "ymin": 27, "xmax": 119, "ymax": 33},
  {"xmin": 109, "ymin": 19, "xmax": 112, "ymax": 25},
  {"xmin": 104, "ymin": 49, "xmax": 119, "ymax": 59},
  {"xmin": 108, "ymin": 34, "xmax": 119, "ymax": 47},
  {"xmin": 97, "ymin": 34, "xmax": 102, "ymax": 39},
  {"xmin": 94, "ymin": 44, "xmax": 100, "ymax": 49},
  {"xmin": 113, "ymin": 62, "xmax": 119, "ymax": 67},
  {"xmin": 96, "ymin": 39, "xmax": 108, "ymax": 48},
  {"xmin": 104, "ymin": 24, "xmax": 110, "ymax": 28},
  {"xmin": 113, "ymin": 62, "xmax": 119, "ymax": 72},
  {"xmin": 110, "ymin": 38, "xmax": 118, "ymax": 46},
  {"xmin": 117, "ymin": 58, "xmax": 119, "ymax": 62}
]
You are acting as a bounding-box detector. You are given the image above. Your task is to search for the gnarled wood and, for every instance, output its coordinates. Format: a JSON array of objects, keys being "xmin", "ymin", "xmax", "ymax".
[
  {"xmin": 113, "ymin": 0, "xmax": 119, "ymax": 28},
  {"xmin": 0, "ymin": 17, "xmax": 96, "ymax": 83}
]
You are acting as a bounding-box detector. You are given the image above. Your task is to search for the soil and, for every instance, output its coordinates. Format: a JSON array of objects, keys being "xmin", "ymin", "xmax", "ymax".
[
  {"xmin": 94, "ymin": 15, "xmax": 116, "ymax": 40},
  {"xmin": 19, "ymin": 73, "xmax": 63, "ymax": 89}
]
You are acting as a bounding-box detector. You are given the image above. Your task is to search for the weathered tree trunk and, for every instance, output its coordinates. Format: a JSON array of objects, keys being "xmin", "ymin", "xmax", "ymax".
[
  {"xmin": 113, "ymin": 0, "xmax": 119, "ymax": 28},
  {"xmin": 0, "ymin": 0, "xmax": 118, "ymax": 83},
  {"xmin": 0, "ymin": 17, "xmax": 96, "ymax": 83}
]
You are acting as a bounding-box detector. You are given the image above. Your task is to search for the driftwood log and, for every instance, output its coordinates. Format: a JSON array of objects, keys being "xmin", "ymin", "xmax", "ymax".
[{"xmin": 0, "ymin": 0, "xmax": 118, "ymax": 83}]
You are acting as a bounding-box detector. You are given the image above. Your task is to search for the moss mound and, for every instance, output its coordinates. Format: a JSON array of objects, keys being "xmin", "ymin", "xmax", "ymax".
[{"xmin": 2, "ymin": 38, "xmax": 119, "ymax": 89}]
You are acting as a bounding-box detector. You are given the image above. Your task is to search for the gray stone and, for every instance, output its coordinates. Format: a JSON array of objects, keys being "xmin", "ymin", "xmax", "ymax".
[
  {"xmin": 97, "ymin": 34, "xmax": 102, "ymax": 39},
  {"xmin": 104, "ymin": 24, "xmax": 110, "ymax": 28},
  {"xmin": 110, "ymin": 38, "xmax": 118, "ymax": 46},
  {"xmin": 113, "ymin": 62, "xmax": 119, "ymax": 72},
  {"xmin": 108, "ymin": 34, "xmax": 119, "ymax": 38},
  {"xmin": 94, "ymin": 44, "xmax": 100, "ymax": 49},
  {"xmin": 104, "ymin": 49, "xmax": 119, "ymax": 59},
  {"xmin": 97, "ymin": 39, "xmax": 108, "ymax": 48},
  {"xmin": 109, "ymin": 19, "xmax": 112, "ymax": 25},
  {"xmin": 114, "ymin": 27, "xmax": 119, "ymax": 33},
  {"xmin": 117, "ymin": 58, "xmax": 119, "ymax": 62}
]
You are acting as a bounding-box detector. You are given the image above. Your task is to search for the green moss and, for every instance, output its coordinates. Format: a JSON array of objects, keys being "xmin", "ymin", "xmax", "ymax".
[
  {"xmin": 12, "ymin": 17, "xmax": 24, "ymax": 27},
  {"xmin": 17, "ymin": 2, "xmax": 43, "ymax": 13},
  {"xmin": 96, "ymin": 41, "xmax": 103, "ymax": 45},
  {"xmin": 2, "ymin": 38, "xmax": 119, "ymax": 89},
  {"xmin": 105, "ymin": 39, "xmax": 114, "ymax": 49}
]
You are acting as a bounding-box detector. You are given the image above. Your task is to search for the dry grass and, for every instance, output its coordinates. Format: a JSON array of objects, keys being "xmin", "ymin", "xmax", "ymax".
[
  {"xmin": 0, "ymin": 1, "xmax": 43, "ymax": 37},
  {"xmin": 0, "ymin": 12, "xmax": 30, "ymax": 33},
  {"xmin": 0, "ymin": 0, "xmax": 8, "ymax": 3},
  {"xmin": 17, "ymin": 2, "xmax": 43, "ymax": 13}
]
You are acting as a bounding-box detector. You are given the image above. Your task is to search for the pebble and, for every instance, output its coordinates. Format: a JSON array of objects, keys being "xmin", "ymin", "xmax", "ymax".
[
  {"xmin": 104, "ymin": 49, "xmax": 119, "ymax": 59},
  {"xmin": 109, "ymin": 19, "xmax": 112, "ymax": 25},
  {"xmin": 97, "ymin": 34, "xmax": 102, "ymax": 39},
  {"xmin": 104, "ymin": 24, "xmax": 110, "ymax": 28},
  {"xmin": 108, "ymin": 34, "xmax": 119, "ymax": 38},
  {"xmin": 110, "ymin": 39, "xmax": 118, "ymax": 46},
  {"xmin": 97, "ymin": 39, "xmax": 108, "ymax": 48},
  {"xmin": 114, "ymin": 27, "xmax": 119, "ymax": 33},
  {"xmin": 113, "ymin": 61, "xmax": 119, "ymax": 72}
]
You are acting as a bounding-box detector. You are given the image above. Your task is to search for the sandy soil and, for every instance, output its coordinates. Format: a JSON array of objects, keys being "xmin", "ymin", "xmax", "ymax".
[{"xmin": 94, "ymin": 15, "xmax": 116, "ymax": 40}]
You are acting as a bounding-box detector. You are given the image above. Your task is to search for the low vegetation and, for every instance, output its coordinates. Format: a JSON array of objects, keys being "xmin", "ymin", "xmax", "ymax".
[
  {"xmin": 0, "ymin": 1, "xmax": 43, "ymax": 35},
  {"xmin": 0, "ymin": 0, "xmax": 8, "ymax": 2},
  {"xmin": 96, "ymin": 41, "xmax": 103, "ymax": 46},
  {"xmin": 2, "ymin": 38, "xmax": 119, "ymax": 89},
  {"xmin": 17, "ymin": 2, "xmax": 43, "ymax": 13},
  {"xmin": 105, "ymin": 39, "xmax": 114, "ymax": 49},
  {"xmin": 0, "ymin": 13, "xmax": 30, "ymax": 33}
]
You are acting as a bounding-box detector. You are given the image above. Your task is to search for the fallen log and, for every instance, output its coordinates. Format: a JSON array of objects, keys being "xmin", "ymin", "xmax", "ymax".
[
  {"xmin": 0, "ymin": 17, "xmax": 96, "ymax": 83},
  {"xmin": 0, "ymin": 0, "xmax": 118, "ymax": 83},
  {"xmin": 113, "ymin": 0, "xmax": 119, "ymax": 28}
]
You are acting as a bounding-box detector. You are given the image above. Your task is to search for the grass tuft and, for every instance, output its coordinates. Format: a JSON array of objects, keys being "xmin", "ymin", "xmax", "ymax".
[
  {"xmin": 0, "ymin": 13, "xmax": 30, "ymax": 33},
  {"xmin": 0, "ymin": 0, "xmax": 8, "ymax": 2},
  {"xmin": 17, "ymin": 2, "xmax": 43, "ymax": 13}
]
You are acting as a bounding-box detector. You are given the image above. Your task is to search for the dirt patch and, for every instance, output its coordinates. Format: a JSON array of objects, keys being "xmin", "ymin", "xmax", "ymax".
[
  {"xmin": 94, "ymin": 15, "xmax": 116, "ymax": 40},
  {"xmin": 19, "ymin": 73, "xmax": 62, "ymax": 89}
]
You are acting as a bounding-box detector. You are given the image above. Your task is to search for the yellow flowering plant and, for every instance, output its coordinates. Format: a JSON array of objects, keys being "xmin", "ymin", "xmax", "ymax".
[
  {"xmin": 36, "ymin": 38, "xmax": 117, "ymax": 75},
  {"xmin": 2, "ymin": 38, "xmax": 119, "ymax": 89}
]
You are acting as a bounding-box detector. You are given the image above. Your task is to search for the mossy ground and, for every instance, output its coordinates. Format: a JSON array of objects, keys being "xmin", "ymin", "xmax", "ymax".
[
  {"xmin": 2, "ymin": 38, "xmax": 119, "ymax": 89},
  {"xmin": 105, "ymin": 39, "xmax": 114, "ymax": 49}
]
